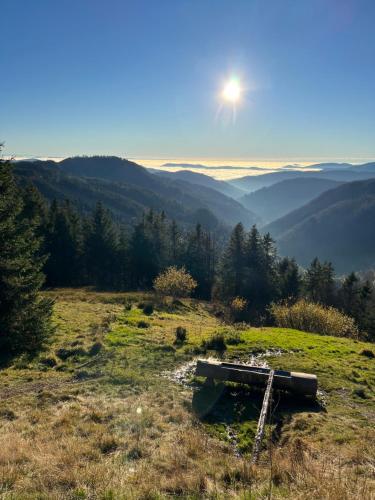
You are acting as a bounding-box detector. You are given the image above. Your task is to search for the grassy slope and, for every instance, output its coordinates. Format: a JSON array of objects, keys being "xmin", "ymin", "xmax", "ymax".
[{"xmin": 0, "ymin": 289, "xmax": 374, "ymax": 499}]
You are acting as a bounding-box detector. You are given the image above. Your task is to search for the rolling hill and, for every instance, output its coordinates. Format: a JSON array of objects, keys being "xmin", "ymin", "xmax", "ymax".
[
  {"xmin": 240, "ymin": 177, "xmax": 342, "ymax": 224},
  {"xmin": 229, "ymin": 162, "xmax": 375, "ymax": 193},
  {"xmin": 150, "ymin": 169, "xmax": 246, "ymax": 199},
  {"xmin": 14, "ymin": 157, "xmax": 258, "ymax": 229},
  {"xmin": 263, "ymin": 179, "xmax": 375, "ymax": 272}
]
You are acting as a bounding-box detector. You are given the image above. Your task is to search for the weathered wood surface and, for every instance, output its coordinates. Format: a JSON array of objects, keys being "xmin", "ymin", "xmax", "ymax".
[
  {"xmin": 251, "ymin": 369, "xmax": 274, "ymax": 464},
  {"xmin": 195, "ymin": 359, "xmax": 317, "ymax": 396}
]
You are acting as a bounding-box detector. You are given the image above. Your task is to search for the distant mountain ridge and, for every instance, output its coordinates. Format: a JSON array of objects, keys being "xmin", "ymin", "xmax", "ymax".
[
  {"xmin": 263, "ymin": 179, "xmax": 375, "ymax": 272},
  {"xmin": 14, "ymin": 156, "xmax": 258, "ymax": 229},
  {"xmin": 150, "ymin": 168, "xmax": 246, "ymax": 199},
  {"xmin": 229, "ymin": 162, "xmax": 375, "ymax": 192}
]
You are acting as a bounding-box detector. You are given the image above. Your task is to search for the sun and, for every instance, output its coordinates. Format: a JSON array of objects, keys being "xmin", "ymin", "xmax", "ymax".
[{"xmin": 222, "ymin": 79, "xmax": 241, "ymax": 103}]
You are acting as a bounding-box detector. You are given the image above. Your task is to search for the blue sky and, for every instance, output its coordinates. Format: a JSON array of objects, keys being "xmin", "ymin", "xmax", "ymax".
[{"xmin": 1, "ymin": 0, "xmax": 375, "ymax": 161}]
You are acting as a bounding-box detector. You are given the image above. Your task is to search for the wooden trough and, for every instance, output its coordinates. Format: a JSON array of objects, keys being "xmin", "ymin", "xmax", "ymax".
[{"xmin": 195, "ymin": 359, "xmax": 318, "ymax": 397}]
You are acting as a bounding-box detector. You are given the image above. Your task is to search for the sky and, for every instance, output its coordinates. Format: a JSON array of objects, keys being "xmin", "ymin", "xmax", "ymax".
[{"xmin": 1, "ymin": 0, "xmax": 375, "ymax": 163}]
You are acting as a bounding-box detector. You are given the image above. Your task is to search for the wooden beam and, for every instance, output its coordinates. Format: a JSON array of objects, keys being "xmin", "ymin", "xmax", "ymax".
[{"xmin": 252, "ymin": 369, "xmax": 274, "ymax": 464}]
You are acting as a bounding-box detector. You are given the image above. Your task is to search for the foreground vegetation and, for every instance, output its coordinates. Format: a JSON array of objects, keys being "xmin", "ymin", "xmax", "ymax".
[{"xmin": 0, "ymin": 289, "xmax": 374, "ymax": 499}]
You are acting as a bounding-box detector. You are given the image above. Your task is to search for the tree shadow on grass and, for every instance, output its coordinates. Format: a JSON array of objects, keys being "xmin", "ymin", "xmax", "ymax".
[{"xmin": 192, "ymin": 381, "xmax": 324, "ymax": 452}]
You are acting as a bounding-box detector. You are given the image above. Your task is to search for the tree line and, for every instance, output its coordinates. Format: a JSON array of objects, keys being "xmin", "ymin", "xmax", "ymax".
[
  {"xmin": 24, "ymin": 178, "xmax": 375, "ymax": 340},
  {"xmin": 1, "ymin": 154, "xmax": 375, "ymax": 356}
]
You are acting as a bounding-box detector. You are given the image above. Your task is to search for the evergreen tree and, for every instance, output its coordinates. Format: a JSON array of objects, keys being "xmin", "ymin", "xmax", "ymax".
[
  {"xmin": 85, "ymin": 202, "xmax": 118, "ymax": 289},
  {"xmin": 128, "ymin": 219, "xmax": 156, "ymax": 288},
  {"xmin": 44, "ymin": 200, "xmax": 83, "ymax": 287},
  {"xmin": 242, "ymin": 226, "xmax": 279, "ymax": 318},
  {"xmin": 216, "ymin": 222, "xmax": 246, "ymax": 299},
  {"xmin": 278, "ymin": 257, "xmax": 301, "ymax": 302},
  {"xmin": 0, "ymin": 155, "xmax": 53, "ymax": 354},
  {"xmin": 304, "ymin": 258, "xmax": 335, "ymax": 305},
  {"xmin": 184, "ymin": 224, "xmax": 216, "ymax": 299}
]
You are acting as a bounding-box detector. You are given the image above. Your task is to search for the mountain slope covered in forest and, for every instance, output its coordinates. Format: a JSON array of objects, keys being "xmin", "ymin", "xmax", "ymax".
[
  {"xmin": 240, "ymin": 177, "xmax": 342, "ymax": 224},
  {"xmin": 264, "ymin": 179, "xmax": 375, "ymax": 272},
  {"xmin": 14, "ymin": 157, "xmax": 258, "ymax": 228}
]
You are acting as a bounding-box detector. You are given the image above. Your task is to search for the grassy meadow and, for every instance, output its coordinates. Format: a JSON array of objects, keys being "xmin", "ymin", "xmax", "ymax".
[{"xmin": 0, "ymin": 289, "xmax": 374, "ymax": 499}]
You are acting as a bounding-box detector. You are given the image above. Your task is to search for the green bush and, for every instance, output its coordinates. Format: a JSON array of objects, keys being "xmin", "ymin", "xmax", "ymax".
[
  {"xmin": 174, "ymin": 326, "xmax": 187, "ymax": 344},
  {"xmin": 137, "ymin": 320, "xmax": 149, "ymax": 329},
  {"xmin": 271, "ymin": 299, "xmax": 359, "ymax": 338},
  {"xmin": 202, "ymin": 333, "xmax": 227, "ymax": 352},
  {"xmin": 142, "ymin": 302, "xmax": 154, "ymax": 315}
]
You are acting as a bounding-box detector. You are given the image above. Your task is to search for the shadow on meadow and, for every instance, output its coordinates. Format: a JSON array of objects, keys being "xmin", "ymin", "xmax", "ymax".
[{"xmin": 192, "ymin": 381, "xmax": 325, "ymax": 453}]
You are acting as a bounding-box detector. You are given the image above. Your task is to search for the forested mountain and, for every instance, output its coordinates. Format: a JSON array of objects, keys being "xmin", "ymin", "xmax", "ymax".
[
  {"xmin": 229, "ymin": 162, "xmax": 375, "ymax": 193},
  {"xmin": 240, "ymin": 177, "xmax": 342, "ymax": 224},
  {"xmin": 150, "ymin": 169, "xmax": 245, "ymax": 199},
  {"xmin": 14, "ymin": 157, "xmax": 258, "ymax": 229},
  {"xmin": 264, "ymin": 179, "xmax": 375, "ymax": 272}
]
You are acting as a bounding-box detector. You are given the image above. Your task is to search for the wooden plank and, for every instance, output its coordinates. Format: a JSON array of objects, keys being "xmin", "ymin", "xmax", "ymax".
[{"xmin": 252, "ymin": 369, "xmax": 274, "ymax": 464}]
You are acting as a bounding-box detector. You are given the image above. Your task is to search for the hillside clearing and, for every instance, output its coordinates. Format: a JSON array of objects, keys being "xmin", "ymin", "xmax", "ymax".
[{"xmin": 0, "ymin": 289, "xmax": 374, "ymax": 499}]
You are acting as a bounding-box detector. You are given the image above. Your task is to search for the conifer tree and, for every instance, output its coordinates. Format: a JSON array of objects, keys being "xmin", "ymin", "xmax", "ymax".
[
  {"xmin": 216, "ymin": 222, "xmax": 246, "ymax": 299},
  {"xmin": 44, "ymin": 200, "xmax": 83, "ymax": 286},
  {"xmin": 278, "ymin": 257, "xmax": 301, "ymax": 301},
  {"xmin": 304, "ymin": 258, "xmax": 335, "ymax": 305},
  {"xmin": 85, "ymin": 202, "xmax": 118, "ymax": 289},
  {"xmin": 0, "ymin": 154, "xmax": 53, "ymax": 354}
]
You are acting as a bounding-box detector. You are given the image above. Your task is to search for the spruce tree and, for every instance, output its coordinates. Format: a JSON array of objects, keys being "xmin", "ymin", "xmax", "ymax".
[
  {"xmin": 217, "ymin": 222, "xmax": 246, "ymax": 299},
  {"xmin": 0, "ymin": 155, "xmax": 53, "ymax": 354},
  {"xmin": 278, "ymin": 257, "xmax": 301, "ymax": 301},
  {"xmin": 85, "ymin": 202, "xmax": 118, "ymax": 289},
  {"xmin": 45, "ymin": 200, "xmax": 83, "ymax": 286},
  {"xmin": 304, "ymin": 258, "xmax": 335, "ymax": 305}
]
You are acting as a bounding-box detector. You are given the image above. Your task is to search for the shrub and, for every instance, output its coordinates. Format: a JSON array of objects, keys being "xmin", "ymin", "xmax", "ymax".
[
  {"xmin": 360, "ymin": 349, "xmax": 374, "ymax": 358},
  {"xmin": 202, "ymin": 333, "xmax": 227, "ymax": 352},
  {"xmin": 230, "ymin": 296, "xmax": 248, "ymax": 322},
  {"xmin": 124, "ymin": 300, "xmax": 132, "ymax": 311},
  {"xmin": 137, "ymin": 320, "xmax": 149, "ymax": 329},
  {"xmin": 39, "ymin": 357, "xmax": 57, "ymax": 367},
  {"xmin": 142, "ymin": 302, "xmax": 154, "ymax": 315},
  {"xmin": 174, "ymin": 326, "xmax": 187, "ymax": 344},
  {"xmin": 154, "ymin": 266, "xmax": 197, "ymax": 300},
  {"xmin": 271, "ymin": 299, "xmax": 359, "ymax": 339},
  {"xmin": 55, "ymin": 347, "xmax": 87, "ymax": 360}
]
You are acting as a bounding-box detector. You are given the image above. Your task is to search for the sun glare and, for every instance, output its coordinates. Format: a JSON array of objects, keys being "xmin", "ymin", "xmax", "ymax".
[{"xmin": 222, "ymin": 79, "xmax": 241, "ymax": 103}]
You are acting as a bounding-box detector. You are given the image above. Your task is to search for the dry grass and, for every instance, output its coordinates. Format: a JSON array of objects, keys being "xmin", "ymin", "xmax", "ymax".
[{"xmin": 0, "ymin": 288, "xmax": 374, "ymax": 499}]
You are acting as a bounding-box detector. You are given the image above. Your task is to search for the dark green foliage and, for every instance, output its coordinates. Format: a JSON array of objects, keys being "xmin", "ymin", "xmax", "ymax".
[
  {"xmin": 39, "ymin": 357, "xmax": 57, "ymax": 367},
  {"xmin": 217, "ymin": 225, "xmax": 281, "ymax": 321},
  {"xmin": 360, "ymin": 349, "xmax": 374, "ymax": 358},
  {"xmin": 216, "ymin": 223, "xmax": 246, "ymax": 299},
  {"xmin": 44, "ymin": 200, "xmax": 83, "ymax": 287},
  {"xmin": 85, "ymin": 202, "xmax": 119, "ymax": 289},
  {"xmin": 55, "ymin": 347, "xmax": 86, "ymax": 360},
  {"xmin": 174, "ymin": 326, "xmax": 187, "ymax": 344},
  {"xmin": 137, "ymin": 320, "xmax": 149, "ymax": 328},
  {"xmin": 0, "ymin": 154, "xmax": 53, "ymax": 355},
  {"xmin": 202, "ymin": 333, "xmax": 227, "ymax": 352},
  {"xmin": 278, "ymin": 257, "xmax": 301, "ymax": 302},
  {"xmin": 304, "ymin": 258, "xmax": 335, "ymax": 305},
  {"xmin": 184, "ymin": 224, "xmax": 216, "ymax": 299},
  {"xmin": 142, "ymin": 303, "xmax": 154, "ymax": 315}
]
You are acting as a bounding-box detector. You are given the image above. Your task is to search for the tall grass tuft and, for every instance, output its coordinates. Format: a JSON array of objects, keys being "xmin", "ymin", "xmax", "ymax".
[{"xmin": 271, "ymin": 299, "xmax": 359, "ymax": 338}]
